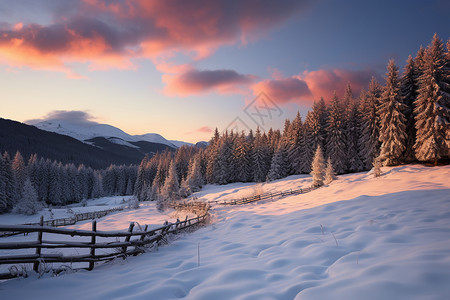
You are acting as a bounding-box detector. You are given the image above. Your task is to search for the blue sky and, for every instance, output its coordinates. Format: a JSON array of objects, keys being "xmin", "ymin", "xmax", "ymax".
[{"xmin": 0, "ymin": 0, "xmax": 449, "ymax": 143}]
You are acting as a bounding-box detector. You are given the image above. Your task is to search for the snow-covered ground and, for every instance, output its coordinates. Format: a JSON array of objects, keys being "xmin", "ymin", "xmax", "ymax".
[{"xmin": 1, "ymin": 164, "xmax": 450, "ymax": 299}]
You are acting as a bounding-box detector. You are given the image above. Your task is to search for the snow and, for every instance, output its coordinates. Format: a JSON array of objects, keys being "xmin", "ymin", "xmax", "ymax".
[
  {"xmin": 1, "ymin": 164, "xmax": 450, "ymax": 299},
  {"xmin": 169, "ymin": 140, "xmax": 194, "ymax": 148},
  {"xmin": 30, "ymin": 120, "xmax": 179, "ymax": 148}
]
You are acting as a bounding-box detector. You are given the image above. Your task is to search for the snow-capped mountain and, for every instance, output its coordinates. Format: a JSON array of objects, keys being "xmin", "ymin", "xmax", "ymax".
[{"xmin": 30, "ymin": 120, "xmax": 191, "ymax": 149}]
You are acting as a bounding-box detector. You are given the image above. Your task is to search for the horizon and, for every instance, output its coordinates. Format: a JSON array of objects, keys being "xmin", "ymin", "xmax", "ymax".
[{"xmin": 1, "ymin": 0, "xmax": 449, "ymax": 143}]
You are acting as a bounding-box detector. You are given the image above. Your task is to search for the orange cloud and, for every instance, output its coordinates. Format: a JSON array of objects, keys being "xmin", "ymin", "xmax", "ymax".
[{"xmin": 0, "ymin": 0, "xmax": 312, "ymax": 76}]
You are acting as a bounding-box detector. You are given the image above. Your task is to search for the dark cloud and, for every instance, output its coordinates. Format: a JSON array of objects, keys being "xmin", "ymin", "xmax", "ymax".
[
  {"xmin": 164, "ymin": 68, "xmax": 256, "ymax": 95},
  {"xmin": 26, "ymin": 110, "xmax": 98, "ymax": 126}
]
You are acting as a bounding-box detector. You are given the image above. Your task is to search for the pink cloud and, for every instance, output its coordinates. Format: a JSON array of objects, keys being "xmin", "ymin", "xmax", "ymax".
[
  {"xmin": 195, "ymin": 126, "xmax": 213, "ymax": 133},
  {"xmin": 251, "ymin": 76, "xmax": 312, "ymax": 104},
  {"xmin": 0, "ymin": 0, "xmax": 312, "ymax": 75},
  {"xmin": 302, "ymin": 68, "xmax": 376, "ymax": 101},
  {"xmin": 251, "ymin": 68, "xmax": 380, "ymax": 104}
]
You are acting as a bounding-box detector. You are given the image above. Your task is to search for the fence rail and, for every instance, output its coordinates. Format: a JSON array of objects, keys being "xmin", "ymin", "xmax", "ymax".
[
  {"xmin": 210, "ymin": 185, "xmax": 316, "ymax": 205},
  {"xmin": 0, "ymin": 207, "xmax": 125, "ymax": 238},
  {"xmin": 0, "ymin": 203, "xmax": 209, "ymax": 280}
]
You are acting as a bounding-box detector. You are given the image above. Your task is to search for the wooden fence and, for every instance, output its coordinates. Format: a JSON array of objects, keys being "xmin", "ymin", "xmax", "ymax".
[
  {"xmin": 0, "ymin": 207, "xmax": 209, "ymax": 280},
  {"xmin": 210, "ymin": 185, "xmax": 316, "ymax": 205},
  {"xmin": 167, "ymin": 201, "xmax": 210, "ymax": 215},
  {"xmin": 0, "ymin": 207, "xmax": 124, "ymax": 238}
]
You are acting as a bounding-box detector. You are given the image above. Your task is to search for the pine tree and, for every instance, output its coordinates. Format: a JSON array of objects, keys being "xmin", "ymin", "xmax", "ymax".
[
  {"xmin": 0, "ymin": 155, "xmax": 8, "ymax": 213},
  {"xmin": 414, "ymin": 34, "xmax": 450, "ymax": 163},
  {"xmin": 13, "ymin": 178, "xmax": 42, "ymax": 215},
  {"xmin": 179, "ymin": 177, "xmax": 191, "ymax": 198},
  {"xmin": 288, "ymin": 112, "xmax": 304, "ymax": 174},
  {"xmin": 378, "ymin": 59, "xmax": 407, "ymax": 166},
  {"xmin": 48, "ymin": 161, "xmax": 63, "ymax": 205},
  {"xmin": 11, "ymin": 151, "xmax": 26, "ymax": 202},
  {"xmin": 373, "ymin": 155, "xmax": 382, "ymax": 177},
  {"xmin": 267, "ymin": 143, "xmax": 290, "ymax": 181},
  {"xmin": 252, "ymin": 128, "xmax": 271, "ymax": 182},
  {"xmin": 233, "ymin": 132, "xmax": 253, "ymax": 182},
  {"xmin": 216, "ymin": 133, "xmax": 234, "ymax": 184},
  {"xmin": 324, "ymin": 157, "xmax": 336, "ymax": 184},
  {"xmin": 206, "ymin": 128, "xmax": 220, "ymax": 183},
  {"xmin": 325, "ymin": 92, "xmax": 346, "ymax": 174},
  {"xmin": 186, "ymin": 155, "xmax": 204, "ymax": 192},
  {"xmin": 0, "ymin": 152, "xmax": 15, "ymax": 211},
  {"xmin": 343, "ymin": 85, "xmax": 364, "ymax": 172},
  {"xmin": 91, "ymin": 171, "xmax": 104, "ymax": 199},
  {"xmin": 310, "ymin": 145, "xmax": 325, "ymax": 187},
  {"xmin": 359, "ymin": 77, "xmax": 382, "ymax": 169},
  {"xmin": 400, "ymin": 55, "xmax": 419, "ymax": 162},
  {"xmin": 161, "ymin": 161, "xmax": 180, "ymax": 200}
]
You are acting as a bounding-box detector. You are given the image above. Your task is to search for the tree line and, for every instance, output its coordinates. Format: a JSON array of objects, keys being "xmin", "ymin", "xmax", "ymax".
[
  {"xmin": 0, "ymin": 150, "xmax": 137, "ymax": 214},
  {"xmin": 134, "ymin": 33, "xmax": 449, "ymax": 203}
]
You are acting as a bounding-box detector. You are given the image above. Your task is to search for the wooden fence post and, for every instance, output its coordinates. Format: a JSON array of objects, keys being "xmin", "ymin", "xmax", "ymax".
[
  {"xmin": 140, "ymin": 225, "xmax": 148, "ymax": 242},
  {"xmin": 89, "ymin": 220, "xmax": 97, "ymax": 270},
  {"xmin": 122, "ymin": 222, "xmax": 135, "ymax": 256},
  {"xmin": 33, "ymin": 216, "xmax": 44, "ymax": 272}
]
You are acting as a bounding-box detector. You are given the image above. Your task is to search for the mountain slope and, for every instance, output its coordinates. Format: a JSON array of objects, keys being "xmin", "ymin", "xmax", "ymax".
[
  {"xmin": 0, "ymin": 165, "xmax": 449, "ymax": 299},
  {"xmin": 32, "ymin": 120, "xmax": 181, "ymax": 148},
  {"xmin": 0, "ymin": 118, "xmax": 173, "ymax": 168}
]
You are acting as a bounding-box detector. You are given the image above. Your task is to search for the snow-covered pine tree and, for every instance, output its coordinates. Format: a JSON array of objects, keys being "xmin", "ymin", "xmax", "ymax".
[
  {"xmin": 186, "ymin": 154, "xmax": 204, "ymax": 192},
  {"xmin": 0, "ymin": 155, "xmax": 8, "ymax": 213},
  {"xmin": 342, "ymin": 84, "xmax": 364, "ymax": 172},
  {"xmin": 253, "ymin": 128, "xmax": 271, "ymax": 182},
  {"xmin": 378, "ymin": 59, "xmax": 407, "ymax": 166},
  {"xmin": 13, "ymin": 178, "xmax": 42, "ymax": 215},
  {"xmin": 216, "ymin": 132, "xmax": 234, "ymax": 184},
  {"xmin": 206, "ymin": 128, "xmax": 220, "ymax": 183},
  {"xmin": 308, "ymin": 100, "xmax": 327, "ymax": 155},
  {"xmin": 373, "ymin": 155, "xmax": 382, "ymax": 177},
  {"xmin": 288, "ymin": 112, "xmax": 304, "ymax": 174},
  {"xmin": 324, "ymin": 157, "xmax": 336, "ymax": 184},
  {"xmin": 125, "ymin": 177, "xmax": 133, "ymax": 195},
  {"xmin": 91, "ymin": 171, "xmax": 104, "ymax": 199},
  {"xmin": 233, "ymin": 132, "xmax": 253, "ymax": 182},
  {"xmin": 0, "ymin": 152, "xmax": 15, "ymax": 211},
  {"xmin": 400, "ymin": 55, "xmax": 419, "ymax": 162},
  {"xmin": 134, "ymin": 156, "xmax": 146, "ymax": 200},
  {"xmin": 414, "ymin": 34, "xmax": 450, "ymax": 163},
  {"xmin": 267, "ymin": 142, "xmax": 290, "ymax": 181},
  {"xmin": 325, "ymin": 92, "xmax": 346, "ymax": 174},
  {"xmin": 179, "ymin": 177, "xmax": 191, "ymax": 198},
  {"xmin": 415, "ymin": 45, "xmax": 426, "ymax": 74},
  {"xmin": 160, "ymin": 160, "xmax": 180, "ymax": 200},
  {"xmin": 11, "ymin": 151, "xmax": 26, "ymax": 203},
  {"xmin": 359, "ymin": 77, "xmax": 382, "ymax": 169},
  {"xmin": 299, "ymin": 113, "xmax": 315, "ymax": 173},
  {"xmin": 310, "ymin": 145, "xmax": 325, "ymax": 187},
  {"xmin": 48, "ymin": 161, "xmax": 63, "ymax": 205}
]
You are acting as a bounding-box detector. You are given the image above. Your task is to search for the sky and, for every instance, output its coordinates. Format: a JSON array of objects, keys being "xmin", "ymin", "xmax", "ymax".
[{"xmin": 0, "ymin": 0, "xmax": 449, "ymax": 143}]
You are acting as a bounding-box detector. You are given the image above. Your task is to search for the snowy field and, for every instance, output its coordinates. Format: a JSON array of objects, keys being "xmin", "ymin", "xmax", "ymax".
[{"xmin": 1, "ymin": 164, "xmax": 450, "ymax": 299}]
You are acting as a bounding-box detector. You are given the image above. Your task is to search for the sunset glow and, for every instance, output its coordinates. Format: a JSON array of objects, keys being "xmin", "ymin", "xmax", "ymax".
[{"xmin": 1, "ymin": 0, "xmax": 449, "ymax": 142}]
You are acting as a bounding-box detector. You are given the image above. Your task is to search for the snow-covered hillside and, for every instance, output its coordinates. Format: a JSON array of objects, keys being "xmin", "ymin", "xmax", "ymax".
[
  {"xmin": 1, "ymin": 164, "xmax": 450, "ymax": 300},
  {"xmin": 30, "ymin": 119, "xmax": 187, "ymax": 148}
]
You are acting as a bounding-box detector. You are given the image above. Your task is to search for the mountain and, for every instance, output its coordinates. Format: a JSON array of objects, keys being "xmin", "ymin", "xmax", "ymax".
[
  {"xmin": 0, "ymin": 118, "xmax": 175, "ymax": 169},
  {"xmin": 32, "ymin": 120, "xmax": 181, "ymax": 147}
]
